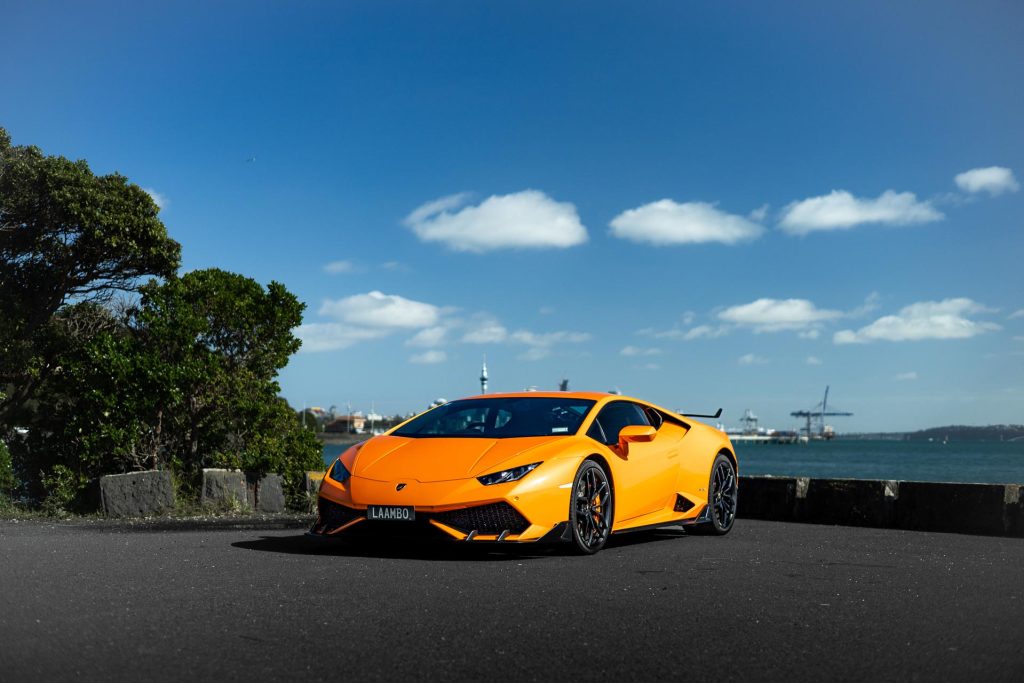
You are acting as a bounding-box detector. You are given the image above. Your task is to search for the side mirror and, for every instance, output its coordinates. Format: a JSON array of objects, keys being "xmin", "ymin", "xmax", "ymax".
[{"xmin": 617, "ymin": 425, "xmax": 656, "ymax": 453}]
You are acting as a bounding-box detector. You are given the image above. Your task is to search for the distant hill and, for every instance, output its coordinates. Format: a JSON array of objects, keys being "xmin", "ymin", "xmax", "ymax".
[
  {"xmin": 906, "ymin": 425, "xmax": 1024, "ymax": 442},
  {"xmin": 842, "ymin": 425, "xmax": 1024, "ymax": 442}
]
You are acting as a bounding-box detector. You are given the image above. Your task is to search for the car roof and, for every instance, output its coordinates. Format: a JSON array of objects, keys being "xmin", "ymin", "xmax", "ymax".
[{"xmin": 458, "ymin": 391, "xmax": 622, "ymax": 401}]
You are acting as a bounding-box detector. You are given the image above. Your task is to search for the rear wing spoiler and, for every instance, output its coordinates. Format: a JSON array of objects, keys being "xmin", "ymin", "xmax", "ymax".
[{"xmin": 679, "ymin": 408, "xmax": 722, "ymax": 419}]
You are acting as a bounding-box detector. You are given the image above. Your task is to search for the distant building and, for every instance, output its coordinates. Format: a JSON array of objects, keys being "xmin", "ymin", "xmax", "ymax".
[{"xmin": 325, "ymin": 415, "xmax": 366, "ymax": 433}]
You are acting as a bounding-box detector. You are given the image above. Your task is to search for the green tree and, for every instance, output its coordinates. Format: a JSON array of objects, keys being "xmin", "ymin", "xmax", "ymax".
[
  {"xmin": 133, "ymin": 269, "xmax": 309, "ymax": 473},
  {"xmin": 0, "ymin": 127, "xmax": 181, "ymax": 425},
  {"xmin": 33, "ymin": 269, "xmax": 321, "ymax": 505}
]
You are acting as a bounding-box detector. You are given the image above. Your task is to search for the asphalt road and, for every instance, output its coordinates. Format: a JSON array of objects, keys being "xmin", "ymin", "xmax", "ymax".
[{"xmin": 1, "ymin": 518, "xmax": 1022, "ymax": 682}]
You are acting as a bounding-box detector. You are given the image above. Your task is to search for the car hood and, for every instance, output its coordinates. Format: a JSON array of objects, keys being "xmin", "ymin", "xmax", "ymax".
[{"xmin": 351, "ymin": 435, "xmax": 561, "ymax": 482}]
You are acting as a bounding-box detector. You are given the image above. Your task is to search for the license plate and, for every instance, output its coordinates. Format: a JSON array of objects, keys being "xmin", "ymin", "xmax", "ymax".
[{"xmin": 366, "ymin": 505, "xmax": 416, "ymax": 521}]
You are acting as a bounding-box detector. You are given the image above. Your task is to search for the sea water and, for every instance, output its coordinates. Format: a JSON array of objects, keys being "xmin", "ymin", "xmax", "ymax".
[
  {"xmin": 736, "ymin": 439, "xmax": 1024, "ymax": 484},
  {"xmin": 322, "ymin": 439, "xmax": 1024, "ymax": 485}
]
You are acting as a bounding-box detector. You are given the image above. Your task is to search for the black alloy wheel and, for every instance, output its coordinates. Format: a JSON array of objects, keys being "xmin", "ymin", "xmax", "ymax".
[
  {"xmin": 570, "ymin": 460, "xmax": 613, "ymax": 554},
  {"xmin": 689, "ymin": 453, "xmax": 738, "ymax": 536}
]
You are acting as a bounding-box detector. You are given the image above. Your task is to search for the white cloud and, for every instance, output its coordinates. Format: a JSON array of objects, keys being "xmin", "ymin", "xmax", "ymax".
[
  {"xmin": 462, "ymin": 321, "xmax": 508, "ymax": 344},
  {"xmin": 143, "ymin": 188, "xmax": 168, "ymax": 210},
  {"xmin": 300, "ymin": 292, "xmax": 445, "ymax": 352},
  {"xmin": 1009, "ymin": 309, "xmax": 1024, "ymax": 320},
  {"xmin": 718, "ymin": 298, "xmax": 842, "ymax": 332},
  {"xmin": 510, "ymin": 330, "xmax": 591, "ymax": 346},
  {"xmin": 406, "ymin": 193, "xmax": 472, "ymax": 225},
  {"xmin": 404, "ymin": 190, "xmax": 588, "ymax": 252},
  {"xmin": 406, "ymin": 326, "xmax": 447, "ymax": 347},
  {"xmin": 738, "ymin": 353, "xmax": 767, "ymax": 365},
  {"xmin": 295, "ymin": 324, "xmax": 388, "ymax": 353},
  {"xmin": 850, "ymin": 291, "xmax": 882, "ymax": 318},
  {"xmin": 620, "ymin": 345, "xmax": 661, "ymax": 357},
  {"xmin": 320, "ymin": 291, "xmax": 440, "ymax": 329},
  {"xmin": 779, "ymin": 190, "xmax": 943, "ymax": 235},
  {"xmin": 682, "ymin": 324, "xmax": 729, "ymax": 340},
  {"xmin": 637, "ymin": 324, "xmax": 728, "ymax": 341},
  {"xmin": 834, "ymin": 298, "xmax": 1000, "ymax": 344},
  {"xmin": 519, "ymin": 347, "xmax": 551, "ymax": 361},
  {"xmin": 461, "ymin": 316, "xmax": 590, "ymax": 358},
  {"xmin": 410, "ymin": 349, "xmax": 447, "ymax": 364},
  {"xmin": 681, "ymin": 311, "xmax": 696, "ymax": 325},
  {"xmin": 798, "ymin": 329, "xmax": 820, "ymax": 339},
  {"xmin": 955, "ymin": 167, "xmax": 1019, "ymax": 196},
  {"xmin": 895, "ymin": 371, "xmax": 918, "ymax": 381},
  {"xmin": 610, "ymin": 200, "xmax": 763, "ymax": 246},
  {"xmin": 806, "ymin": 356, "xmax": 822, "ymax": 365},
  {"xmin": 749, "ymin": 204, "xmax": 769, "ymax": 222},
  {"xmin": 323, "ymin": 260, "xmax": 355, "ymax": 275}
]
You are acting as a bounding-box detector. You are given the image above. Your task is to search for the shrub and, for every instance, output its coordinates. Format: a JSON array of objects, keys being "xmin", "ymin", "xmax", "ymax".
[{"xmin": 40, "ymin": 464, "xmax": 88, "ymax": 516}]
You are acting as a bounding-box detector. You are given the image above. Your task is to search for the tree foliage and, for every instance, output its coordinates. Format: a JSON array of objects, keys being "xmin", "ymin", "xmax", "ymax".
[
  {"xmin": 1, "ymin": 130, "xmax": 320, "ymax": 511},
  {"xmin": 0, "ymin": 127, "xmax": 181, "ymax": 423},
  {"xmin": 29, "ymin": 269, "xmax": 322, "ymax": 503}
]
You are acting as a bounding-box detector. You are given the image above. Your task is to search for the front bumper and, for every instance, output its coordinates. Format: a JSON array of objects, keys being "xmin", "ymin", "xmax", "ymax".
[
  {"xmin": 311, "ymin": 462, "xmax": 578, "ymax": 543},
  {"xmin": 309, "ymin": 496, "xmax": 572, "ymax": 543}
]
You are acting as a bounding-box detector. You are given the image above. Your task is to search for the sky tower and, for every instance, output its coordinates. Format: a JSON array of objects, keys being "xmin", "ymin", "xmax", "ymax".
[{"xmin": 480, "ymin": 356, "xmax": 488, "ymax": 394}]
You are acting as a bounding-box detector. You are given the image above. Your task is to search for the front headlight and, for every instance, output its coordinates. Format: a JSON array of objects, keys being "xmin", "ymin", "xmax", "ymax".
[
  {"xmin": 477, "ymin": 462, "xmax": 541, "ymax": 486},
  {"xmin": 329, "ymin": 457, "xmax": 351, "ymax": 484}
]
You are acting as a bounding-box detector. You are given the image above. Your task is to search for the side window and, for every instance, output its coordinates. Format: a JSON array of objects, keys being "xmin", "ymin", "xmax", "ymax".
[
  {"xmin": 589, "ymin": 402, "xmax": 650, "ymax": 446},
  {"xmin": 643, "ymin": 407, "xmax": 664, "ymax": 430}
]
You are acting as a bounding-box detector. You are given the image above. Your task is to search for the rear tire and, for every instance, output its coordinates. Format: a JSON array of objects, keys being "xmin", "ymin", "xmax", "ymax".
[
  {"xmin": 688, "ymin": 453, "xmax": 737, "ymax": 536},
  {"xmin": 569, "ymin": 461, "xmax": 613, "ymax": 554}
]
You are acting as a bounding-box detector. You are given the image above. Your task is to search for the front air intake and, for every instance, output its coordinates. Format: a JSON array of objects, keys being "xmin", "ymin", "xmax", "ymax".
[
  {"xmin": 318, "ymin": 498, "xmax": 359, "ymax": 528},
  {"xmin": 433, "ymin": 502, "xmax": 530, "ymax": 534}
]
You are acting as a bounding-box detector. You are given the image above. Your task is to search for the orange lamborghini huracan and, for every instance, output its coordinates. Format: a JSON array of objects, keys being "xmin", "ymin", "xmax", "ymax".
[{"xmin": 310, "ymin": 392, "xmax": 738, "ymax": 554}]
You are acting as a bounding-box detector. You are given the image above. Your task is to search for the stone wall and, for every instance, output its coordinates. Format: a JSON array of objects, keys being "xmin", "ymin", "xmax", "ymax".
[{"xmin": 738, "ymin": 475, "xmax": 1022, "ymax": 537}]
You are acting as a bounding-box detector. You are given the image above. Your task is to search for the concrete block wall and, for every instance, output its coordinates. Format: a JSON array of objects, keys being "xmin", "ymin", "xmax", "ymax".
[
  {"xmin": 98, "ymin": 469, "xmax": 292, "ymax": 517},
  {"xmin": 246, "ymin": 473, "xmax": 286, "ymax": 513},
  {"xmin": 896, "ymin": 481, "xmax": 1015, "ymax": 536},
  {"xmin": 201, "ymin": 469, "xmax": 251, "ymax": 509},
  {"xmin": 738, "ymin": 475, "xmax": 1023, "ymax": 537},
  {"xmin": 99, "ymin": 471, "xmax": 175, "ymax": 518},
  {"xmin": 96, "ymin": 469, "xmax": 1023, "ymax": 535},
  {"xmin": 800, "ymin": 478, "xmax": 898, "ymax": 528}
]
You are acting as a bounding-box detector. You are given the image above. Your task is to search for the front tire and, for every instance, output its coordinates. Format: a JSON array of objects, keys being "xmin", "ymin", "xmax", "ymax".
[
  {"xmin": 689, "ymin": 453, "xmax": 737, "ymax": 536},
  {"xmin": 569, "ymin": 460, "xmax": 613, "ymax": 554}
]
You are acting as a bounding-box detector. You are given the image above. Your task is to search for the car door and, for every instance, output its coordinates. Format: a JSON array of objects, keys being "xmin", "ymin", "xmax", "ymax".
[{"xmin": 588, "ymin": 401, "xmax": 678, "ymax": 522}]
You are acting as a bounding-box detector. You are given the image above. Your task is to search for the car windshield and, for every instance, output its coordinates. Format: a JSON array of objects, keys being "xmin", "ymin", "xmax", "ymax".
[{"xmin": 393, "ymin": 397, "xmax": 596, "ymax": 439}]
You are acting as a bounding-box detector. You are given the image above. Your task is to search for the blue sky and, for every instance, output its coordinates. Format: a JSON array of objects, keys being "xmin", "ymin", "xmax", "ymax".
[{"xmin": 4, "ymin": 1, "xmax": 1022, "ymax": 431}]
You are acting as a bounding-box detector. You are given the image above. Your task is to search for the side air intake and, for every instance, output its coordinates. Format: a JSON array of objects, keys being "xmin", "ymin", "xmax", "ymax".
[{"xmin": 674, "ymin": 494, "xmax": 695, "ymax": 513}]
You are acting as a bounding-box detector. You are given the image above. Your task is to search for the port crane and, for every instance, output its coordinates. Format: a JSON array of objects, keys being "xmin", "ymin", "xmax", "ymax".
[{"xmin": 791, "ymin": 386, "xmax": 852, "ymax": 439}]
